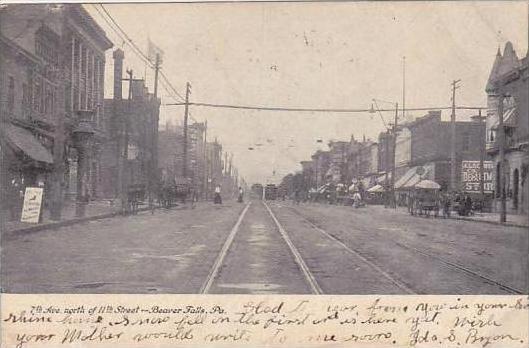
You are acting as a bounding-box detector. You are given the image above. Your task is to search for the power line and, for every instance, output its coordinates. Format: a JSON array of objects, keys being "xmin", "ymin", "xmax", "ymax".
[
  {"xmin": 372, "ymin": 99, "xmax": 388, "ymax": 128},
  {"xmin": 159, "ymin": 70, "xmax": 186, "ymax": 102},
  {"xmin": 93, "ymin": 4, "xmax": 186, "ymax": 103},
  {"xmin": 164, "ymin": 101, "xmax": 485, "ymax": 113},
  {"xmin": 99, "ymin": 4, "xmax": 153, "ymax": 66}
]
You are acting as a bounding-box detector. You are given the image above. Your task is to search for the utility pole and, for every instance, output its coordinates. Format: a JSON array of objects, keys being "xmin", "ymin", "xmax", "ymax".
[
  {"xmin": 151, "ymin": 53, "xmax": 160, "ymax": 202},
  {"xmin": 384, "ymin": 129, "xmax": 390, "ymax": 208},
  {"xmin": 402, "ymin": 56, "xmax": 406, "ymax": 120},
  {"xmin": 391, "ymin": 102, "xmax": 398, "ymax": 209},
  {"xmin": 121, "ymin": 68, "xmax": 133, "ymax": 214},
  {"xmin": 498, "ymin": 94, "xmax": 507, "ymax": 223},
  {"xmin": 183, "ymin": 82, "xmax": 191, "ymax": 179},
  {"xmin": 203, "ymin": 120, "xmax": 208, "ymax": 200},
  {"xmin": 478, "ymin": 109, "xmax": 485, "ymax": 203},
  {"xmin": 450, "ymin": 79, "xmax": 461, "ymax": 192}
]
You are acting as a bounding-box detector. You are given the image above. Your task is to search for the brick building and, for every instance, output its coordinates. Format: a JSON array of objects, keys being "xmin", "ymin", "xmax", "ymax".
[
  {"xmin": 157, "ymin": 120, "xmax": 209, "ymax": 196},
  {"xmin": 404, "ymin": 110, "xmax": 485, "ymax": 191},
  {"xmin": 0, "ymin": 4, "xmax": 112, "ymax": 219},
  {"xmin": 101, "ymin": 49, "xmax": 160, "ymax": 199}
]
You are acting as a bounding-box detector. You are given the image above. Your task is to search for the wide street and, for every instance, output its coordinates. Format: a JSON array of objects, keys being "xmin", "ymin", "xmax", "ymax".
[{"xmin": 2, "ymin": 198, "xmax": 527, "ymax": 294}]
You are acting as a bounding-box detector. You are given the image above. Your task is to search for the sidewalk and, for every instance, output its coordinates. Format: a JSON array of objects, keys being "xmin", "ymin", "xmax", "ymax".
[
  {"xmin": 451, "ymin": 210, "xmax": 528, "ymax": 228},
  {"xmin": 2, "ymin": 199, "xmax": 210, "ymax": 236},
  {"xmin": 2, "ymin": 199, "xmax": 121, "ymax": 235},
  {"xmin": 368, "ymin": 204, "xmax": 528, "ymax": 228}
]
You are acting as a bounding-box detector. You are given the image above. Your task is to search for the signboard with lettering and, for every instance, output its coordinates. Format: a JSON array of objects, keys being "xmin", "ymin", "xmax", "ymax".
[
  {"xmin": 461, "ymin": 161, "xmax": 494, "ymax": 193},
  {"xmin": 20, "ymin": 187, "xmax": 44, "ymax": 223}
]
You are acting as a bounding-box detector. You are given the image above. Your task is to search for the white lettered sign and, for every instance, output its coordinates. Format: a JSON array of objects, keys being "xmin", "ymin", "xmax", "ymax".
[{"xmin": 20, "ymin": 187, "xmax": 44, "ymax": 224}]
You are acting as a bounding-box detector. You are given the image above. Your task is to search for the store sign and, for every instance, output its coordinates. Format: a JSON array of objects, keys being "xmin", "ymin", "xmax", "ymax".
[
  {"xmin": 461, "ymin": 161, "xmax": 494, "ymax": 193},
  {"xmin": 20, "ymin": 187, "xmax": 44, "ymax": 223}
]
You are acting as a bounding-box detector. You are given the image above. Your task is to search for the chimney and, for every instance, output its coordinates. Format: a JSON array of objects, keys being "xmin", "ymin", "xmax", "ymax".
[{"xmin": 113, "ymin": 49, "xmax": 124, "ymax": 100}]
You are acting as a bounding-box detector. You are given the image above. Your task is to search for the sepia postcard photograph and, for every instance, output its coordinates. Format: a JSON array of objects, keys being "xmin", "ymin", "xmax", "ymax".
[{"xmin": 0, "ymin": 0, "xmax": 527, "ymax": 300}]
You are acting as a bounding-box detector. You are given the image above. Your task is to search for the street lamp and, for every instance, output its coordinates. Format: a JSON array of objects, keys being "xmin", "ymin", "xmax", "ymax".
[{"xmin": 72, "ymin": 110, "xmax": 96, "ymax": 217}]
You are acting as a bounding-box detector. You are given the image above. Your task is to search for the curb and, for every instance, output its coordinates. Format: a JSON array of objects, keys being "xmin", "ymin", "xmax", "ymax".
[
  {"xmin": 3, "ymin": 205, "xmax": 171, "ymax": 239},
  {"xmin": 450, "ymin": 216, "xmax": 528, "ymax": 229}
]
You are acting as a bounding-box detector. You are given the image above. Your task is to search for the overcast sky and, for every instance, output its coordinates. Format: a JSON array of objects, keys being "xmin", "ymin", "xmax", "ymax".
[{"xmin": 86, "ymin": 1, "xmax": 528, "ymax": 184}]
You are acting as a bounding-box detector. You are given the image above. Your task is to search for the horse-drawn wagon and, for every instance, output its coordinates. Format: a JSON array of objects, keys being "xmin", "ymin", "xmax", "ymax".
[
  {"xmin": 409, "ymin": 180, "xmax": 441, "ymax": 217},
  {"xmin": 158, "ymin": 176, "xmax": 193, "ymax": 208}
]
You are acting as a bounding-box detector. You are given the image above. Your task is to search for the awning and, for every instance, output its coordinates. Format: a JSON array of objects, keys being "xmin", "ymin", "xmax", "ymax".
[
  {"xmin": 318, "ymin": 184, "xmax": 329, "ymax": 193},
  {"xmin": 402, "ymin": 173, "xmax": 423, "ymax": 189},
  {"xmin": 415, "ymin": 179, "xmax": 441, "ymax": 190},
  {"xmin": 377, "ymin": 173, "xmax": 391, "ymax": 185},
  {"xmin": 367, "ymin": 184, "xmax": 384, "ymax": 193},
  {"xmin": 394, "ymin": 166, "xmax": 432, "ymax": 190},
  {"xmin": 394, "ymin": 167, "xmax": 418, "ymax": 189},
  {"xmin": 4, "ymin": 124, "xmax": 53, "ymax": 164},
  {"xmin": 492, "ymin": 107, "xmax": 516, "ymax": 129}
]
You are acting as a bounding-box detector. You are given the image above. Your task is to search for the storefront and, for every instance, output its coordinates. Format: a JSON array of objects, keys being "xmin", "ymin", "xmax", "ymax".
[{"xmin": 1, "ymin": 123, "xmax": 54, "ymax": 221}]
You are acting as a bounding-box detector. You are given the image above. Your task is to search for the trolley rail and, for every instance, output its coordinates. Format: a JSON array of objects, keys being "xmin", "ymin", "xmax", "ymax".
[
  {"xmin": 280, "ymin": 205, "xmax": 415, "ymax": 294},
  {"xmin": 394, "ymin": 241, "xmax": 524, "ymax": 295},
  {"xmin": 263, "ymin": 201, "xmax": 323, "ymax": 294},
  {"xmin": 287, "ymin": 204, "xmax": 524, "ymax": 295},
  {"xmin": 199, "ymin": 202, "xmax": 251, "ymax": 294}
]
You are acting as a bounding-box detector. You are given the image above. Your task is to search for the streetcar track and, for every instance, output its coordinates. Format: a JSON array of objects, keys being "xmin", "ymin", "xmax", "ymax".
[
  {"xmin": 199, "ymin": 202, "xmax": 251, "ymax": 294},
  {"xmin": 281, "ymin": 205, "xmax": 415, "ymax": 294},
  {"xmin": 286, "ymin": 204, "xmax": 524, "ymax": 295},
  {"xmin": 394, "ymin": 241, "xmax": 525, "ymax": 295},
  {"xmin": 263, "ymin": 201, "xmax": 323, "ymax": 294}
]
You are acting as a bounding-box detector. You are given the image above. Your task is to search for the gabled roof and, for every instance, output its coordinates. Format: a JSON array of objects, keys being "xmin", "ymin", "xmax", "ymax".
[
  {"xmin": 486, "ymin": 47, "xmax": 502, "ymax": 92},
  {"xmin": 486, "ymin": 42, "xmax": 521, "ymax": 92}
]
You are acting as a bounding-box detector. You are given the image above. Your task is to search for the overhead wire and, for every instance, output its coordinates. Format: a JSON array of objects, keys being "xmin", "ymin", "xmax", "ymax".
[
  {"xmin": 163, "ymin": 102, "xmax": 485, "ymax": 114},
  {"xmin": 93, "ymin": 4, "xmax": 186, "ymax": 103}
]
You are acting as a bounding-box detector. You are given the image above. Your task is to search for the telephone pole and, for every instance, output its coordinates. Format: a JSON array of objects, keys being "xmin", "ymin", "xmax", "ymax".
[
  {"xmin": 384, "ymin": 129, "xmax": 390, "ymax": 208},
  {"xmin": 391, "ymin": 102, "xmax": 398, "ymax": 209},
  {"xmin": 151, "ymin": 53, "xmax": 160, "ymax": 200},
  {"xmin": 478, "ymin": 109, "xmax": 485, "ymax": 203},
  {"xmin": 402, "ymin": 56, "xmax": 406, "ymax": 120},
  {"xmin": 182, "ymin": 82, "xmax": 191, "ymax": 179},
  {"xmin": 450, "ymin": 79, "xmax": 461, "ymax": 192},
  {"xmin": 203, "ymin": 120, "xmax": 208, "ymax": 199},
  {"xmin": 121, "ymin": 68, "xmax": 133, "ymax": 214}
]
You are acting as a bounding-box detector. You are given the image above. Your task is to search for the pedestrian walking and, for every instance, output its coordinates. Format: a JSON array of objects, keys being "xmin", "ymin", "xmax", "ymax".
[
  {"xmin": 237, "ymin": 186, "xmax": 244, "ymax": 203},
  {"xmin": 352, "ymin": 191, "xmax": 362, "ymax": 208},
  {"xmin": 464, "ymin": 194, "xmax": 473, "ymax": 216},
  {"xmin": 214, "ymin": 185, "xmax": 222, "ymax": 204}
]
